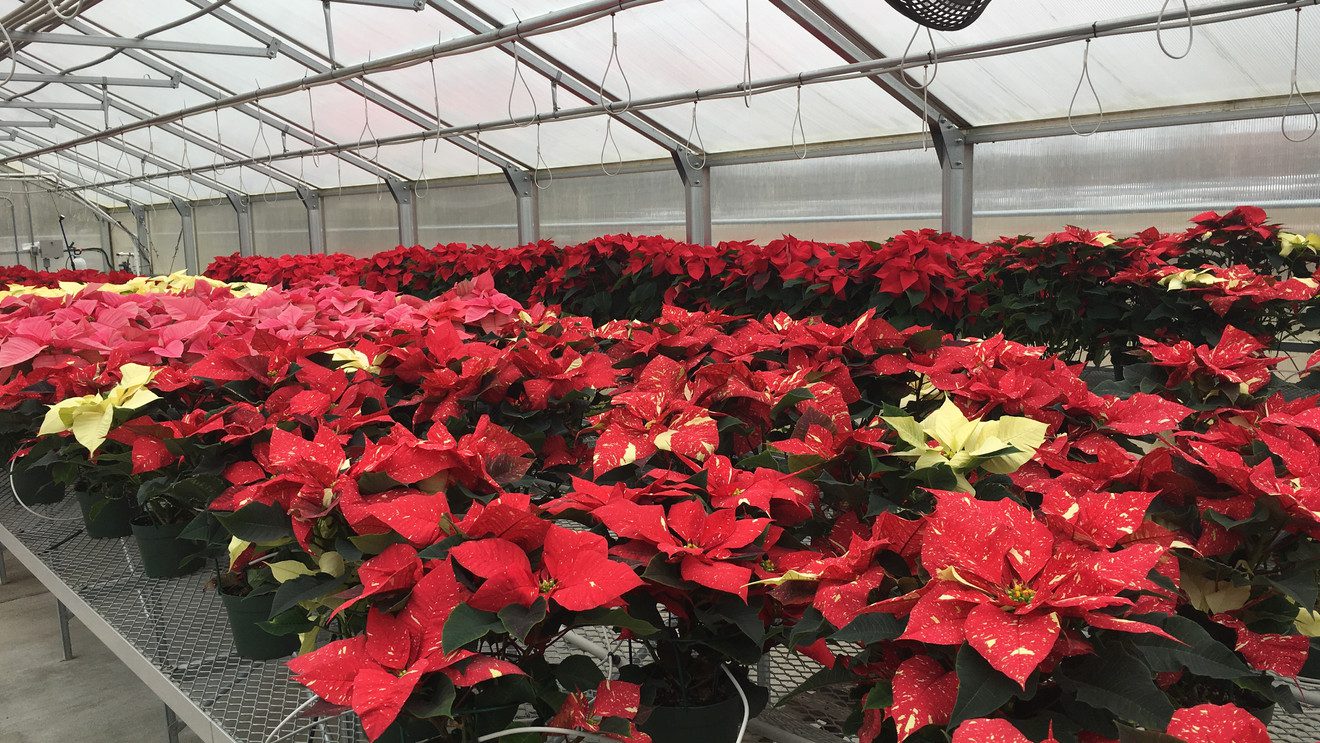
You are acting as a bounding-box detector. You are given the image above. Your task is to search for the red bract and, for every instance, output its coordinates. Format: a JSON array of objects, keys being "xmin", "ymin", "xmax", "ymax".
[
  {"xmin": 593, "ymin": 499, "xmax": 769, "ymax": 599},
  {"xmin": 874, "ymin": 493, "xmax": 1170, "ymax": 686},
  {"xmin": 1165, "ymin": 703, "xmax": 1271, "ymax": 743},
  {"xmin": 449, "ymin": 525, "xmax": 641, "ymax": 611},
  {"xmin": 289, "ymin": 558, "xmax": 522, "ymax": 740},
  {"xmin": 591, "ymin": 354, "xmax": 718, "ymax": 476},
  {"xmin": 548, "ymin": 680, "xmax": 650, "ymax": 743},
  {"xmin": 952, "ymin": 719, "xmax": 1059, "ymax": 743}
]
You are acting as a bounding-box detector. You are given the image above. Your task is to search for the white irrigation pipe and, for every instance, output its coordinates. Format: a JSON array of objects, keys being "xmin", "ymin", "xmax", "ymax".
[{"xmin": 7, "ymin": 458, "xmax": 81, "ymax": 522}]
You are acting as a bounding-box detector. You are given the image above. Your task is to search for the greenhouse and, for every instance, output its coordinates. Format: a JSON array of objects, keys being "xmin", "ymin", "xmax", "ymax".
[{"xmin": 0, "ymin": 0, "xmax": 1318, "ymax": 742}]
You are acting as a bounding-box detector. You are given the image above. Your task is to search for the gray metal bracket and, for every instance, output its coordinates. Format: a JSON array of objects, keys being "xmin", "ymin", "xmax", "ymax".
[
  {"xmin": 385, "ymin": 178, "xmax": 419, "ymax": 247},
  {"xmin": 503, "ymin": 168, "xmax": 540, "ymax": 245},
  {"xmin": 295, "ymin": 186, "xmax": 328, "ymax": 254},
  {"xmin": 672, "ymin": 149, "xmax": 712, "ymax": 246},
  {"xmin": 224, "ymin": 192, "xmax": 255, "ymax": 257},
  {"xmin": 931, "ymin": 119, "xmax": 973, "ymax": 237},
  {"xmin": 169, "ymin": 198, "xmax": 200, "ymax": 273}
]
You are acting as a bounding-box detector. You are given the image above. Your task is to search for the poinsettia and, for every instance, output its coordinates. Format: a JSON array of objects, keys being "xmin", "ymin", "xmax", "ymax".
[
  {"xmin": 592, "ymin": 498, "xmax": 769, "ymax": 599},
  {"xmin": 871, "ymin": 493, "xmax": 1171, "ymax": 686},
  {"xmin": 882, "ymin": 398, "xmax": 1049, "ymax": 491},
  {"xmin": 449, "ymin": 525, "xmax": 641, "ymax": 611},
  {"xmin": 547, "ymin": 680, "xmax": 651, "ymax": 743},
  {"xmin": 591, "ymin": 354, "xmax": 718, "ymax": 476}
]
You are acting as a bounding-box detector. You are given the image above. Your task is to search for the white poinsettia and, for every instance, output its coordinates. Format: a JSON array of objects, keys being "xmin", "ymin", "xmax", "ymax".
[
  {"xmin": 882, "ymin": 398, "xmax": 1049, "ymax": 492},
  {"xmin": 38, "ymin": 363, "xmax": 160, "ymax": 454},
  {"xmin": 327, "ymin": 347, "xmax": 385, "ymax": 375},
  {"xmin": 1159, "ymin": 268, "xmax": 1224, "ymax": 291},
  {"xmin": 1280, "ymin": 231, "xmax": 1320, "ymax": 258}
]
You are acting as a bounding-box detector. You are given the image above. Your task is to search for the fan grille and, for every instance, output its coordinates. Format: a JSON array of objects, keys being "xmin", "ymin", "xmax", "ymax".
[{"xmin": 884, "ymin": 0, "xmax": 995, "ymax": 31}]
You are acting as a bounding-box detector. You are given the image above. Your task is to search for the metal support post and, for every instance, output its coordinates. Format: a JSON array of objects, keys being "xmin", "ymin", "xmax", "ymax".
[
  {"xmin": 503, "ymin": 169, "xmax": 540, "ymax": 245},
  {"xmin": 164, "ymin": 705, "xmax": 182, "ymax": 743},
  {"xmin": 0, "ymin": 546, "xmax": 7, "ymax": 584},
  {"xmin": 127, "ymin": 203, "xmax": 151, "ymax": 274},
  {"xmin": 225, "ymin": 192, "xmax": 255, "ymax": 257},
  {"xmin": 169, "ymin": 198, "xmax": 200, "ymax": 274},
  {"xmin": 933, "ymin": 120, "xmax": 974, "ymax": 237},
  {"xmin": 57, "ymin": 601, "xmax": 74, "ymax": 661},
  {"xmin": 385, "ymin": 178, "xmax": 419, "ymax": 247},
  {"xmin": 295, "ymin": 186, "xmax": 327, "ymax": 254},
  {"xmin": 672, "ymin": 150, "xmax": 712, "ymax": 246}
]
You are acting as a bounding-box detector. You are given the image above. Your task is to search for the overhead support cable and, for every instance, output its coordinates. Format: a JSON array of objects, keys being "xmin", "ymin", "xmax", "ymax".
[
  {"xmin": 0, "ymin": 0, "xmax": 664, "ymax": 167},
  {"xmin": 55, "ymin": 0, "xmax": 1316, "ymax": 189}
]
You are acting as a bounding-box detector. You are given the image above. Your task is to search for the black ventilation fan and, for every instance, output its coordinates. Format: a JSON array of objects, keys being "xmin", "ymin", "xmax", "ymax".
[{"xmin": 884, "ymin": 0, "xmax": 994, "ymax": 31}]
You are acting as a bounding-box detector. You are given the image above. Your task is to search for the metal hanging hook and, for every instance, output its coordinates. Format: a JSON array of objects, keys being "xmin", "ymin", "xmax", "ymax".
[
  {"xmin": 1156, "ymin": 0, "xmax": 1195, "ymax": 59},
  {"xmin": 533, "ymin": 122, "xmax": 553, "ymax": 190},
  {"xmin": 1068, "ymin": 39, "xmax": 1104, "ymax": 136},
  {"xmin": 599, "ymin": 13, "xmax": 632, "ymax": 115},
  {"xmin": 357, "ymin": 71, "xmax": 381, "ymax": 163},
  {"xmin": 742, "ymin": 0, "xmax": 753, "ymax": 107},
  {"xmin": 790, "ymin": 82, "xmax": 807, "ymax": 159},
  {"xmin": 901, "ymin": 24, "xmax": 940, "ymax": 91},
  {"xmin": 1283, "ymin": 8, "xmax": 1318, "ymax": 143},
  {"xmin": 430, "ymin": 58, "xmax": 443, "ymax": 154},
  {"xmin": 683, "ymin": 96, "xmax": 707, "ymax": 170},
  {"xmin": 600, "ymin": 116, "xmax": 623, "ymax": 176}
]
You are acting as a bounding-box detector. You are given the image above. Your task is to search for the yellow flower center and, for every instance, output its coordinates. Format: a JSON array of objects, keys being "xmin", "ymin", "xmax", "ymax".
[
  {"xmin": 1005, "ymin": 582, "xmax": 1035, "ymax": 605},
  {"xmin": 539, "ymin": 578, "xmax": 558, "ymax": 594}
]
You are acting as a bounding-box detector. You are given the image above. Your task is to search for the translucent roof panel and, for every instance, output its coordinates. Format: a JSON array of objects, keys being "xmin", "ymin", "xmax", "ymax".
[
  {"xmin": 462, "ymin": 0, "xmax": 923, "ymax": 148},
  {"xmin": 820, "ymin": 0, "xmax": 1320, "ymax": 125}
]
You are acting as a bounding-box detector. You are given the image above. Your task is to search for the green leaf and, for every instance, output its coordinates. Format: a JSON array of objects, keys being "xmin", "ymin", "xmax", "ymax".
[
  {"xmin": 555, "ymin": 655, "xmax": 605, "ymax": 692},
  {"xmin": 405, "ymin": 677, "xmax": 456, "ymax": 719},
  {"xmin": 771, "ymin": 388, "xmax": 815, "ymax": 419},
  {"xmin": 442, "ymin": 603, "xmax": 503, "ymax": 653},
  {"xmin": 862, "ymin": 682, "xmax": 892, "ymax": 711},
  {"xmin": 570, "ymin": 607, "xmax": 660, "ymax": 636},
  {"xmin": 498, "ymin": 599, "xmax": 547, "ymax": 642},
  {"xmin": 215, "ymin": 502, "xmax": 292, "ymax": 543},
  {"xmin": 775, "ymin": 664, "xmax": 855, "ymax": 707},
  {"xmin": 1057, "ymin": 648, "xmax": 1174, "ymax": 729},
  {"xmin": 1127, "ymin": 616, "xmax": 1252, "ymax": 680},
  {"xmin": 832, "ymin": 613, "xmax": 902, "ymax": 644},
  {"xmin": 1116, "ymin": 724, "xmax": 1183, "ymax": 743},
  {"xmin": 269, "ymin": 573, "xmax": 349, "ymax": 617},
  {"xmin": 951, "ymin": 644, "xmax": 1020, "ymax": 725}
]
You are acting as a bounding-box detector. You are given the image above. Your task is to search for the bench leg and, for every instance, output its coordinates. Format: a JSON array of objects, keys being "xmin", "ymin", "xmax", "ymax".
[
  {"xmin": 57, "ymin": 600, "xmax": 74, "ymax": 661},
  {"xmin": 0, "ymin": 545, "xmax": 7, "ymax": 585},
  {"xmin": 165, "ymin": 705, "xmax": 182, "ymax": 743}
]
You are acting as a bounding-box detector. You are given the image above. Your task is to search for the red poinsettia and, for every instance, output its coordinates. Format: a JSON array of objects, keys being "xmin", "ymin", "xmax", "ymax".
[
  {"xmin": 548, "ymin": 680, "xmax": 651, "ymax": 743},
  {"xmin": 591, "ymin": 354, "xmax": 718, "ymax": 476},
  {"xmin": 592, "ymin": 498, "xmax": 769, "ymax": 600},
  {"xmin": 449, "ymin": 524, "xmax": 641, "ymax": 611},
  {"xmin": 870, "ymin": 493, "xmax": 1171, "ymax": 686}
]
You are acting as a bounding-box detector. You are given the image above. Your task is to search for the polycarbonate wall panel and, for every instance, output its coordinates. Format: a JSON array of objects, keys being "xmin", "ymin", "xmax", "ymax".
[
  {"xmin": 973, "ymin": 119, "xmax": 1320, "ymax": 237},
  {"xmin": 417, "ymin": 182, "xmax": 518, "ymax": 248},
  {"xmin": 194, "ymin": 204, "xmax": 240, "ymax": 265},
  {"xmin": 254, "ymin": 198, "xmax": 313, "ymax": 257},
  {"xmin": 711, "ymin": 150, "xmax": 942, "ymax": 242},
  {"xmin": 325, "ymin": 190, "xmax": 402, "ymax": 256},
  {"xmin": 10, "ymin": 182, "xmax": 112, "ymax": 270},
  {"xmin": 144, "ymin": 205, "xmax": 188, "ymax": 274},
  {"xmin": 539, "ymin": 170, "xmax": 685, "ymax": 244}
]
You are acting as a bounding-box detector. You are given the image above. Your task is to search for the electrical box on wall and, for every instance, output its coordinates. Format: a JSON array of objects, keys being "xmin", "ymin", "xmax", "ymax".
[{"xmin": 38, "ymin": 239, "xmax": 68, "ymax": 263}]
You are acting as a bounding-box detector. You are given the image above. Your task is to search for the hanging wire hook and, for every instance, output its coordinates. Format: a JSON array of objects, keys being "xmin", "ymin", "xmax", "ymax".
[
  {"xmin": 1068, "ymin": 39, "xmax": 1104, "ymax": 137},
  {"xmin": 742, "ymin": 0, "xmax": 753, "ymax": 107},
  {"xmin": 508, "ymin": 12, "xmax": 539, "ymax": 128},
  {"xmin": 599, "ymin": 13, "xmax": 633, "ymax": 115},
  {"xmin": 920, "ymin": 67, "xmax": 932, "ymax": 150},
  {"xmin": 357, "ymin": 68, "xmax": 381, "ymax": 163},
  {"xmin": 683, "ymin": 96, "xmax": 707, "ymax": 169},
  {"xmin": 474, "ymin": 125, "xmax": 482, "ymax": 179},
  {"xmin": 0, "ymin": 20, "xmax": 16, "ymax": 86},
  {"xmin": 1283, "ymin": 8, "xmax": 1318, "ymax": 143},
  {"xmin": 789, "ymin": 81, "xmax": 807, "ymax": 159},
  {"xmin": 1156, "ymin": 0, "xmax": 1195, "ymax": 59},
  {"xmin": 430, "ymin": 58, "xmax": 443, "ymax": 154},
  {"xmin": 533, "ymin": 122, "xmax": 553, "ymax": 190},
  {"xmin": 901, "ymin": 24, "xmax": 940, "ymax": 91},
  {"xmin": 305, "ymin": 79, "xmax": 321, "ymax": 167},
  {"xmin": 600, "ymin": 116, "xmax": 623, "ymax": 176}
]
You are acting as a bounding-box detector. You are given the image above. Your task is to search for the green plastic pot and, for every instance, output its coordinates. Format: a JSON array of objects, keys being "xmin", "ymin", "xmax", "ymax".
[
  {"xmin": 639, "ymin": 694, "xmax": 747, "ymax": 743},
  {"xmin": 131, "ymin": 520, "xmax": 204, "ymax": 579},
  {"xmin": 220, "ymin": 590, "xmax": 299, "ymax": 661},
  {"xmin": 76, "ymin": 490, "xmax": 135, "ymax": 539},
  {"xmin": 376, "ymin": 707, "xmax": 520, "ymax": 743},
  {"xmin": 9, "ymin": 460, "xmax": 63, "ymax": 505}
]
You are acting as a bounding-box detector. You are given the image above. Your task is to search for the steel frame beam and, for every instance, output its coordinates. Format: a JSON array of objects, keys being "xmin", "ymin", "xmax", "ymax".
[
  {"xmin": 127, "ymin": 202, "xmax": 152, "ymax": 273},
  {"xmin": 11, "ymin": 52, "xmax": 302, "ymax": 195},
  {"xmin": 503, "ymin": 169, "xmax": 540, "ymax": 244},
  {"xmin": 0, "ymin": 101, "xmax": 104, "ymax": 111},
  {"xmin": 0, "ymin": 72, "xmax": 179, "ymax": 88},
  {"xmin": 386, "ymin": 178, "xmax": 419, "ymax": 246},
  {"xmin": 225, "ymin": 192, "xmax": 255, "ymax": 257},
  {"xmin": 61, "ymin": 19, "xmax": 349, "ymax": 188},
  {"xmin": 1, "ymin": 128, "xmax": 182, "ymax": 203},
  {"xmin": 185, "ymin": 0, "xmax": 526, "ymax": 174},
  {"xmin": 6, "ymin": 31, "xmax": 277, "ymax": 58},
  {"xmin": 672, "ymin": 150, "xmax": 711, "ymax": 246},
  {"xmin": 326, "ymin": 0, "xmax": 426, "ymax": 8},
  {"xmin": 295, "ymin": 186, "xmax": 328, "ymax": 254},
  {"xmin": 932, "ymin": 121, "xmax": 972, "ymax": 236},
  {"xmin": 770, "ymin": 0, "xmax": 968, "ymax": 129},
  {"xmin": 430, "ymin": 0, "xmax": 689, "ymax": 152},
  {"xmin": 0, "ymin": 120, "xmax": 56, "ymax": 127}
]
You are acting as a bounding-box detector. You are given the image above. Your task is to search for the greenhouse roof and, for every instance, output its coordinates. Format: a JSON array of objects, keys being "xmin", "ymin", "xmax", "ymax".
[{"xmin": 0, "ymin": 0, "xmax": 1315, "ymax": 210}]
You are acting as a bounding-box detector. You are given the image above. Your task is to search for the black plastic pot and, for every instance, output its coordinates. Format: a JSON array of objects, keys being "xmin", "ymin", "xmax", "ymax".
[
  {"xmin": 131, "ymin": 520, "xmax": 204, "ymax": 579},
  {"xmin": 9, "ymin": 460, "xmax": 63, "ymax": 505},
  {"xmin": 220, "ymin": 590, "xmax": 299, "ymax": 661},
  {"xmin": 376, "ymin": 706, "xmax": 520, "ymax": 743},
  {"xmin": 639, "ymin": 694, "xmax": 746, "ymax": 743},
  {"xmin": 76, "ymin": 490, "xmax": 135, "ymax": 539}
]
